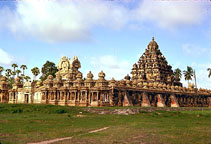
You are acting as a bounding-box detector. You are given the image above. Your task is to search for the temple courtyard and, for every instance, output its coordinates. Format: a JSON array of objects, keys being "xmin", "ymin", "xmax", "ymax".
[{"xmin": 0, "ymin": 104, "xmax": 211, "ymax": 144}]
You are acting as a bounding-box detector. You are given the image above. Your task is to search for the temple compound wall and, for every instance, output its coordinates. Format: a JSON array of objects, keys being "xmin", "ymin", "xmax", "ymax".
[{"xmin": 1, "ymin": 38, "xmax": 211, "ymax": 107}]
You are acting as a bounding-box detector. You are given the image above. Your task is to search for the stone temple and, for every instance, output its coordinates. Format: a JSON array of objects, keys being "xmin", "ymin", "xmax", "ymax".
[{"xmin": 1, "ymin": 38, "xmax": 211, "ymax": 107}]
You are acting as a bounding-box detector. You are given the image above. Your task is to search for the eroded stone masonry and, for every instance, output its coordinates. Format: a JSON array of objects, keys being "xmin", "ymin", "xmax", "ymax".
[{"xmin": 1, "ymin": 38, "xmax": 211, "ymax": 107}]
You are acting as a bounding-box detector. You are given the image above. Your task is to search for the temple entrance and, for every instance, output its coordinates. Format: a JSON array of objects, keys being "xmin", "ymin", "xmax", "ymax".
[{"xmin": 25, "ymin": 94, "xmax": 29, "ymax": 103}]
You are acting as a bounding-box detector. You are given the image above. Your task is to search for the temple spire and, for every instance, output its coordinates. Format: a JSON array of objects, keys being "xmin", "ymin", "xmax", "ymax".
[{"xmin": 131, "ymin": 37, "xmax": 174, "ymax": 84}]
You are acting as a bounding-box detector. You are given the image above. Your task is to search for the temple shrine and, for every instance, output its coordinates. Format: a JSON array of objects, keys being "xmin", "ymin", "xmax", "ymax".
[{"xmin": 1, "ymin": 38, "xmax": 211, "ymax": 107}]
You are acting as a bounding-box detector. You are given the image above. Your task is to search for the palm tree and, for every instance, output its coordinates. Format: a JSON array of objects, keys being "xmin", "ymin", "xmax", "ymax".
[
  {"xmin": 11, "ymin": 71, "xmax": 16, "ymax": 79},
  {"xmin": 31, "ymin": 67, "xmax": 40, "ymax": 80},
  {"xmin": 0, "ymin": 66, "xmax": 4, "ymax": 77},
  {"xmin": 20, "ymin": 65, "xmax": 27, "ymax": 82},
  {"xmin": 173, "ymin": 68, "xmax": 182, "ymax": 81},
  {"xmin": 12, "ymin": 63, "xmax": 18, "ymax": 78},
  {"xmin": 207, "ymin": 68, "xmax": 211, "ymax": 78},
  {"xmin": 20, "ymin": 65, "xmax": 27, "ymax": 76},
  {"xmin": 16, "ymin": 69, "xmax": 21, "ymax": 77},
  {"xmin": 24, "ymin": 76, "xmax": 31, "ymax": 82},
  {"xmin": 183, "ymin": 66, "xmax": 194, "ymax": 86},
  {"xmin": 5, "ymin": 69, "xmax": 12, "ymax": 79}
]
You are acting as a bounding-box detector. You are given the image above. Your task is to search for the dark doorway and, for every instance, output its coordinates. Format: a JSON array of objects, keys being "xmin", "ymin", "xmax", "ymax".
[{"xmin": 25, "ymin": 94, "xmax": 29, "ymax": 103}]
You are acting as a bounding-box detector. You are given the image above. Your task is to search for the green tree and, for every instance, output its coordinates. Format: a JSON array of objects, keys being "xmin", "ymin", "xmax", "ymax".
[
  {"xmin": 16, "ymin": 69, "xmax": 21, "ymax": 77},
  {"xmin": 173, "ymin": 68, "xmax": 182, "ymax": 81},
  {"xmin": 24, "ymin": 76, "xmax": 31, "ymax": 82},
  {"xmin": 207, "ymin": 68, "xmax": 211, "ymax": 78},
  {"xmin": 183, "ymin": 66, "xmax": 194, "ymax": 86},
  {"xmin": 31, "ymin": 67, "xmax": 40, "ymax": 80},
  {"xmin": 0, "ymin": 66, "xmax": 4, "ymax": 77},
  {"xmin": 5, "ymin": 69, "xmax": 12, "ymax": 78},
  {"xmin": 40, "ymin": 61, "xmax": 58, "ymax": 81}
]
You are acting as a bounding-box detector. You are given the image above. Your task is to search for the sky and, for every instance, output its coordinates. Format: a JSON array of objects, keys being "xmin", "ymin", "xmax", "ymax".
[{"xmin": 0, "ymin": 0, "xmax": 211, "ymax": 88}]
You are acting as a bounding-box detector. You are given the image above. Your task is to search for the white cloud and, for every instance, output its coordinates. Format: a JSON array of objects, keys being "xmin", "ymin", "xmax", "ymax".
[
  {"xmin": 182, "ymin": 44, "xmax": 209, "ymax": 57},
  {"xmin": 0, "ymin": 0, "xmax": 207, "ymax": 42},
  {"xmin": 0, "ymin": 49, "xmax": 13, "ymax": 65},
  {"xmin": 87, "ymin": 55, "xmax": 131, "ymax": 80},
  {"xmin": 135, "ymin": 0, "xmax": 206, "ymax": 30},
  {"xmin": 0, "ymin": 0, "xmax": 129, "ymax": 43}
]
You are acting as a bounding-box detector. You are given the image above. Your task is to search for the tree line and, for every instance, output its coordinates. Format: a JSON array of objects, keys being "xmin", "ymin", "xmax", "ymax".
[
  {"xmin": 0, "ymin": 61, "xmax": 57, "ymax": 87},
  {"xmin": 173, "ymin": 66, "xmax": 198, "ymax": 87}
]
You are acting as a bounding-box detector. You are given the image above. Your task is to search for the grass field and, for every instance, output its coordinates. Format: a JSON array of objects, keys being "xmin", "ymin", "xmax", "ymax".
[{"xmin": 0, "ymin": 104, "xmax": 211, "ymax": 144}]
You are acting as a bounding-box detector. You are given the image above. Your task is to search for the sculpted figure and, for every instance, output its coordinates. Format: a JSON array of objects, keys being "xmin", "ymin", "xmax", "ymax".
[
  {"xmin": 57, "ymin": 56, "xmax": 70, "ymax": 73},
  {"xmin": 61, "ymin": 61, "xmax": 69, "ymax": 72}
]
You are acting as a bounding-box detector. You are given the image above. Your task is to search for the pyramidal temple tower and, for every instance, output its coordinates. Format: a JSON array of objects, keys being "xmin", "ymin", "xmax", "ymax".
[{"xmin": 131, "ymin": 37, "xmax": 181, "ymax": 86}]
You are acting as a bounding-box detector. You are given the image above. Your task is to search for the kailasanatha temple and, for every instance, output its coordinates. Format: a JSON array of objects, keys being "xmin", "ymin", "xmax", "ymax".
[{"xmin": 1, "ymin": 38, "xmax": 211, "ymax": 107}]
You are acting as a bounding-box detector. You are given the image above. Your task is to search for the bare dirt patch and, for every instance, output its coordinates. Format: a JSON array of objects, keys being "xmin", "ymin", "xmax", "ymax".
[{"xmin": 27, "ymin": 127, "xmax": 109, "ymax": 144}]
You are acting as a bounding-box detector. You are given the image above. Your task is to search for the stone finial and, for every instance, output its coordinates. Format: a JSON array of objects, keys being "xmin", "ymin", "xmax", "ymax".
[
  {"xmin": 66, "ymin": 73, "xmax": 73, "ymax": 80},
  {"xmin": 36, "ymin": 81, "xmax": 42, "ymax": 87},
  {"xmin": 1, "ymin": 76, "xmax": 7, "ymax": 82},
  {"xmin": 47, "ymin": 75, "xmax": 54, "ymax": 80},
  {"xmin": 15, "ymin": 77, "xmax": 21, "ymax": 83},
  {"xmin": 158, "ymin": 83, "xmax": 163, "ymax": 89},
  {"xmin": 148, "ymin": 82, "xmax": 153, "ymax": 88},
  {"xmin": 87, "ymin": 71, "xmax": 94, "ymax": 80},
  {"xmin": 153, "ymin": 82, "xmax": 158, "ymax": 89},
  {"xmin": 76, "ymin": 72, "xmax": 83, "ymax": 80},
  {"xmin": 148, "ymin": 36, "xmax": 158, "ymax": 48},
  {"xmin": 119, "ymin": 79, "xmax": 126, "ymax": 86},
  {"xmin": 0, "ymin": 76, "xmax": 7, "ymax": 85},
  {"xmin": 56, "ymin": 73, "xmax": 62, "ymax": 81},
  {"xmin": 109, "ymin": 77, "xmax": 116, "ymax": 86},
  {"xmin": 124, "ymin": 74, "xmax": 131, "ymax": 80},
  {"xmin": 98, "ymin": 70, "xmax": 105, "ymax": 79},
  {"xmin": 126, "ymin": 79, "xmax": 131, "ymax": 86}
]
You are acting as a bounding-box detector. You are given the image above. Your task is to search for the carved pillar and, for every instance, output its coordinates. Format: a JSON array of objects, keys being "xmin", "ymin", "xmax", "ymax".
[
  {"xmin": 92, "ymin": 92, "xmax": 94, "ymax": 101},
  {"xmin": 138, "ymin": 92, "xmax": 141, "ymax": 106},
  {"xmin": 85, "ymin": 91, "xmax": 88, "ymax": 106},
  {"xmin": 141, "ymin": 92, "xmax": 151, "ymax": 107},
  {"xmin": 42, "ymin": 92, "xmax": 45, "ymax": 100},
  {"xmin": 54, "ymin": 91, "xmax": 57, "ymax": 101},
  {"xmin": 99, "ymin": 91, "xmax": 103, "ymax": 106},
  {"xmin": 74, "ymin": 92, "xmax": 77, "ymax": 101},
  {"xmin": 77, "ymin": 91, "xmax": 80, "ymax": 101},
  {"xmin": 118, "ymin": 91, "xmax": 122, "ymax": 106},
  {"xmin": 170, "ymin": 94, "xmax": 179, "ymax": 107},
  {"xmin": 64, "ymin": 91, "xmax": 67, "ymax": 104},
  {"xmin": 208, "ymin": 97, "xmax": 211, "ymax": 108},
  {"xmin": 97, "ymin": 92, "xmax": 99, "ymax": 101},
  {"xmin": 61, "ymin": 91, "xmax": 64, "ymax": 100},
  {"xmin": 45, "ymin": 91, "xmax": 48, "ymax": 104},
  {"xmin": 109, "ymin": 91, "xmax": 114, "ymax": 106},
  {"xmin": 87, "ymin": 91, "xmax": 90, "ymax": 105},
  {"xmin": 156, "ymin": 94, "xmax": 165, "ymax": 107},
  {"xmin": 67, "ymin": 91, "xmax": 70, "ymax": 101},
  {"xmin": 51, "ymin": 92, "xmax": 54, "ymax": 100}
]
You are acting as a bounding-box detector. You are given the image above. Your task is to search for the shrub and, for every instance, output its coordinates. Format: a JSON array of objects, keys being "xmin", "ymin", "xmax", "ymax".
[
  {"xmin": 12, "ymin": 108, "xmax": 23, "ymax": 114},
  {"xmin": 55, "ymin": 109, "xmax": 67, "ymax": 114}
]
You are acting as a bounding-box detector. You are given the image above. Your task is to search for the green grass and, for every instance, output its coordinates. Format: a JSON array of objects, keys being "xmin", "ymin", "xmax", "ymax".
[{"xmin": 0, "ymin": 104, "xmax": 211, "ymax": 144}]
